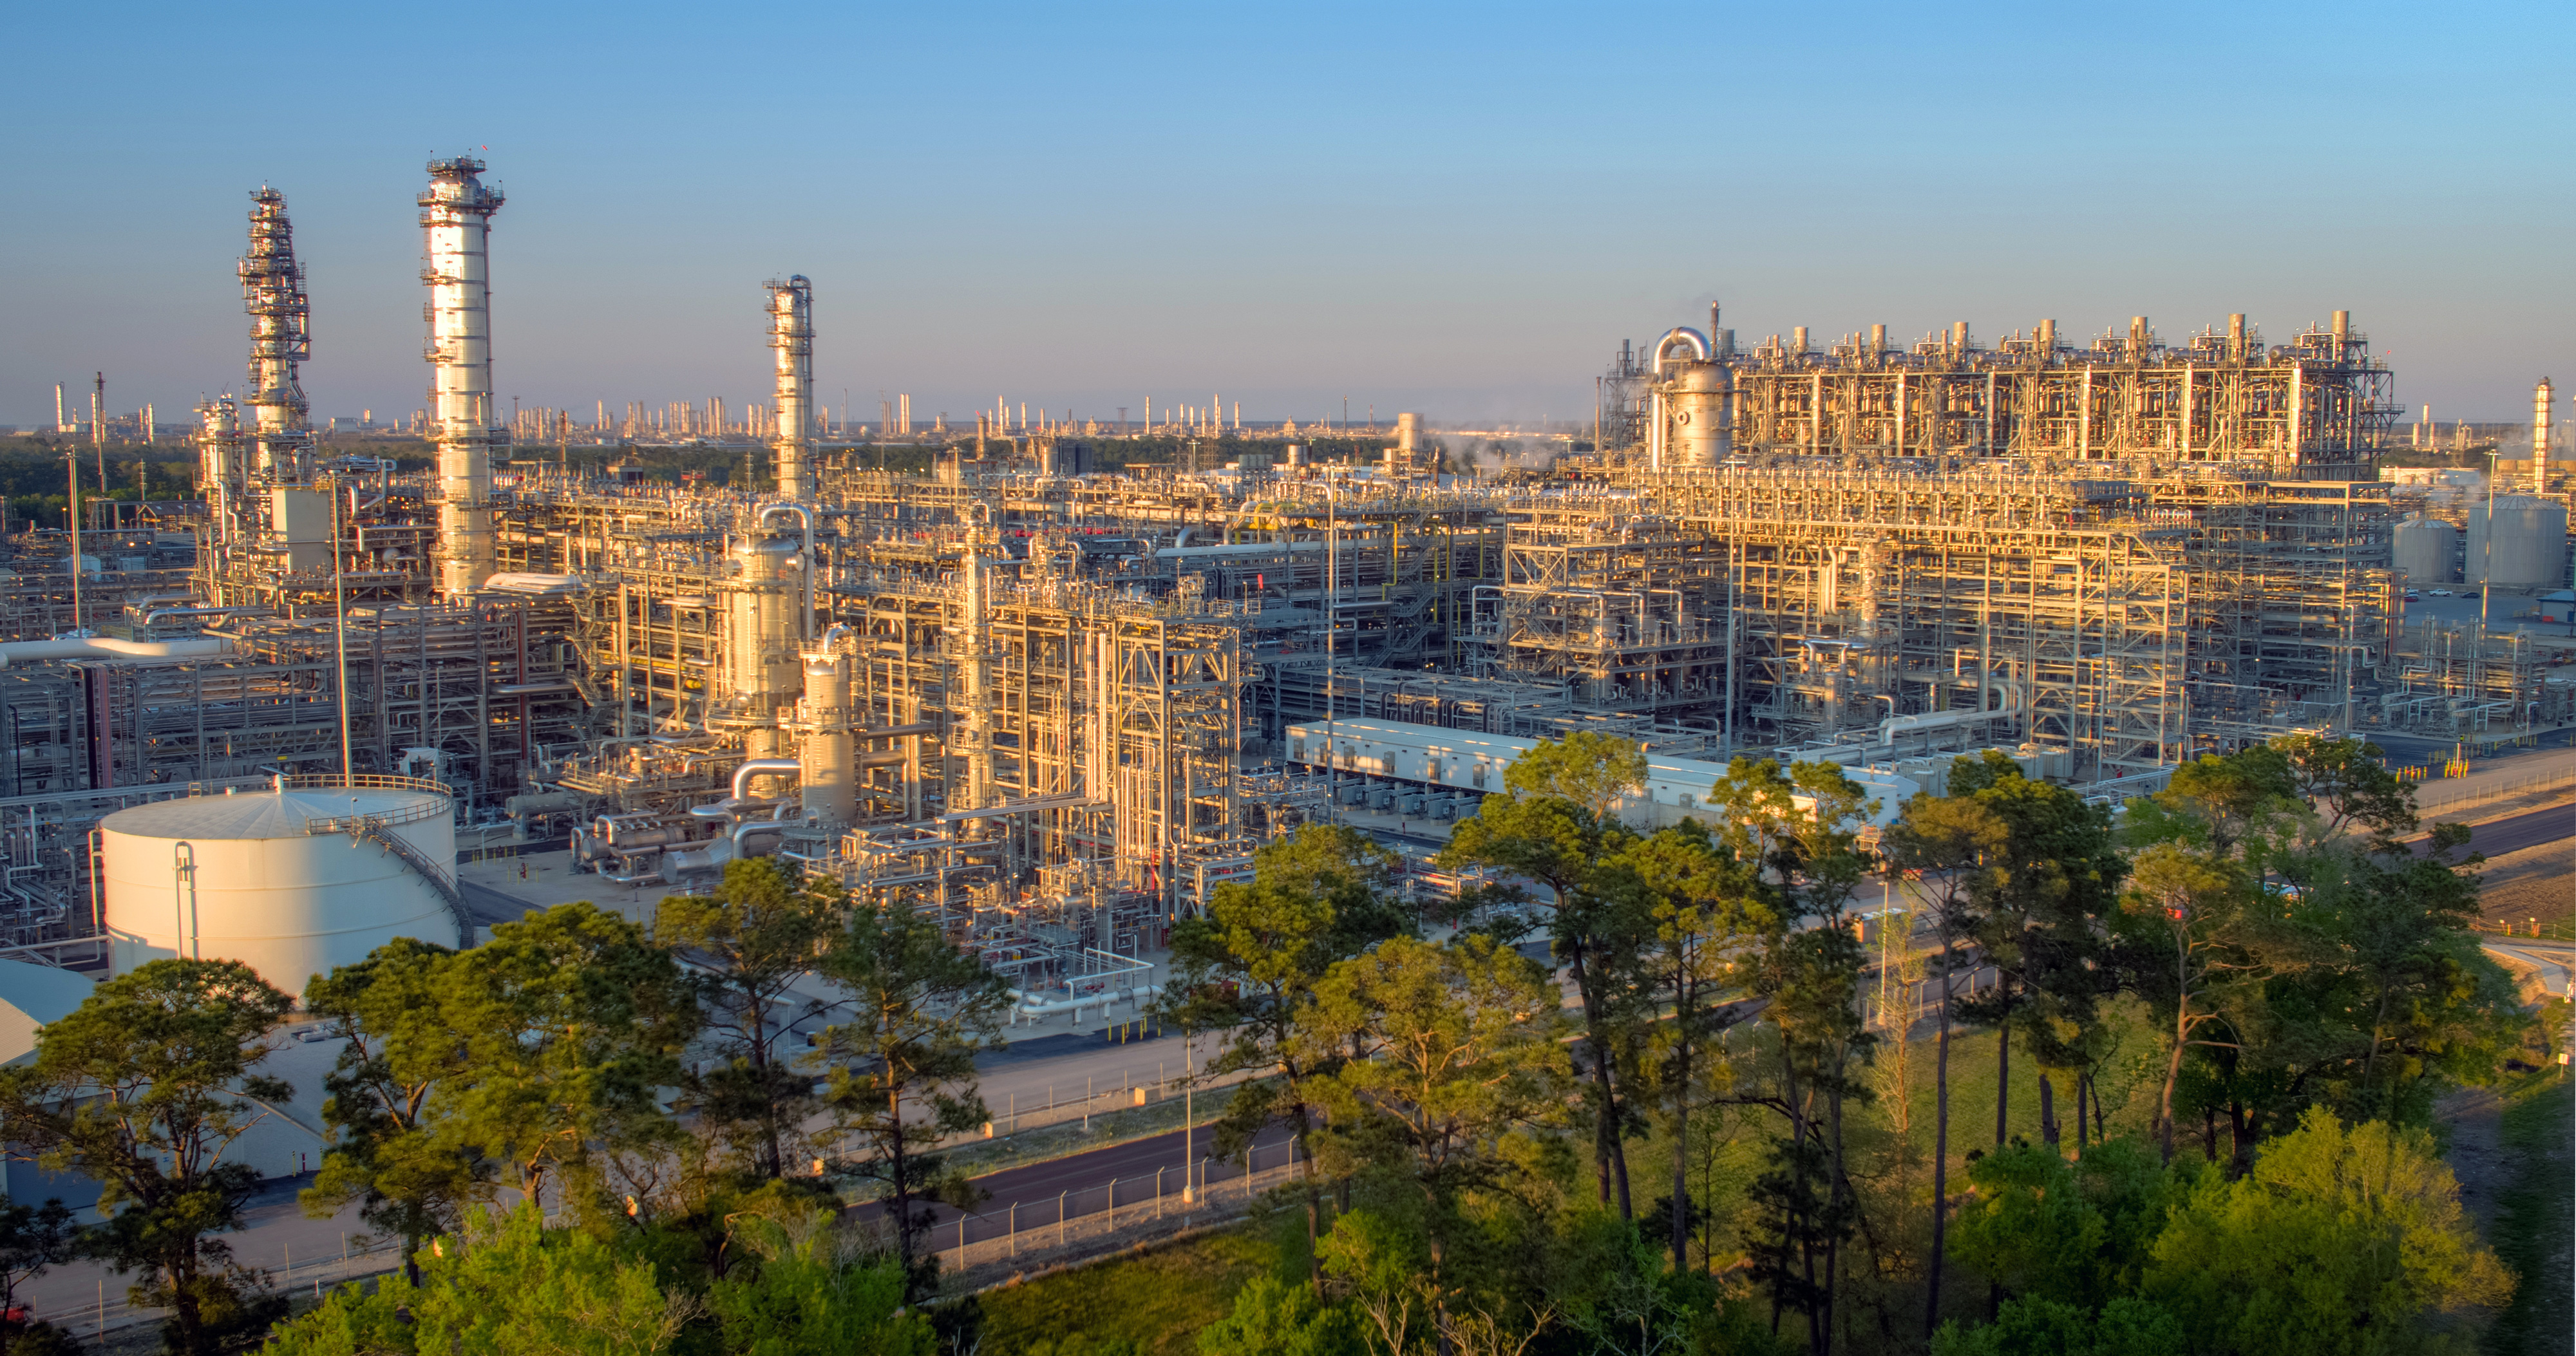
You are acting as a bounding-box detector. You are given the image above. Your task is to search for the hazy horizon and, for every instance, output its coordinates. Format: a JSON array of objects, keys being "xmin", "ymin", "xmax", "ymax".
[{"xmin": 6, "ymin": 1, "xmax": 2568, "ymax": 432}]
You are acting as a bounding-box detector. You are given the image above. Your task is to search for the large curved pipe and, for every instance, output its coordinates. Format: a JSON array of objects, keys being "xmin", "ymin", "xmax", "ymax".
[
  {"xmin": 1653, "ymin": 326, "xmax": 1712, "ymax": 375},
  {"xmin": 0, "ymin": 637, "xmax": 233, "ymax": 668},
  {"xmin": 732, "ymin": 758, "xmax": 802, "ymax": 802}
]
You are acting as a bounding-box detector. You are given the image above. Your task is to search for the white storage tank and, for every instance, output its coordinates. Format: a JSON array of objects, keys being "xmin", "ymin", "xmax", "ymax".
[
  {"xmin": 100, "ymin": 778, "xmax": 460, "ymax": 997},
  {"xmin": 2391, "ymin": 514, "xmax": 2458, "ymax": 585},
  {"xmin": 2466, "ymin": 496, "xmax": 2571, "ymax": 589}
]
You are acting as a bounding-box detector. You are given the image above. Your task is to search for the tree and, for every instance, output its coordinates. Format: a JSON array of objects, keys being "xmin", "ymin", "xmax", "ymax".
[
  {"xmin": 1502, "ymin": 729, "xmax": 1647, "ymax": 820},
  {"xmin": 1162, "ymin": 824, "xmax": 1410, "ymax": 1291},
  {"xmin": 429, "ymin": 902, "xmax": 700, "ymax": 1209},
  {"xmin": 1441, "ymin": 733, "xmax": 1647, "ymax": 1217},
  {"xmin": 0, "ymin": 1195, "xmax": 78, "ymax": 1315},
  {"xmin": 1879, "ymin": 791, "xmax": 2006, "ymax": 1337},
  {"xmin": 1195, "ymin": 1275, "xmax": 1365, "ymax": 1356},
  {"xmin": 1949, "ymin": 755, "xmax": 2124, "ymax": 1151},
  {"xmin": 1298, "ymin": 934, "xmax": 1571, "ymax": 1336},
  {"xmin": 1705, "ymin": 758, "xmax": 1878, "ymax": 1356},
  {"xmin": 654, "ymin": 859, "xmax": 839, "ymax": 1180},
  {"xmin": 301, "ymin": 937, "xmax": 482, "ymax": 1279},
  {"xmin": 2143, "ymin": 1108, "xmax": 2512, "ymax": 1355},
  {"xmin": 814, "ymin": 894, "xmax": 1011, "ymax": 1292},
  {"xmin": 705, "ymin": 1210, "xmax": 933, "ymax": 1356},
  {"xmin": 261, "ymin": 1203, "xmax": 692, "ymax": 1356},
  {"xmin": 2119, "ymin": 843, "xmax": 2287, "ymax": 1165},
  {"xmin": 1944, "ymin": 1140, "xmax": 2172, "ymax": 1312},
  {"xmin": 0, "ymin": 959, "xmax": 294, "ymax": 1356},
  {"xmin": 1605, "ymin": 822, "xmax": 1757, "ymax": 1265}
]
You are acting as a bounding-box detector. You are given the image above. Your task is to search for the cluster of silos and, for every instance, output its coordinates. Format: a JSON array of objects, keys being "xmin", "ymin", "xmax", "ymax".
[
  {"xmin": 99, "ymin": 780, "xmax": 459, "ymax": 996},
  {"xmin": 2465, "ymin": 496, "xmax": 2571, "ymax": 589}
]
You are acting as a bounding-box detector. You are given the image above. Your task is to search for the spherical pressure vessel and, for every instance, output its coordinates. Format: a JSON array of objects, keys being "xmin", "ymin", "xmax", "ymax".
[
  {"xmin": 2465, "ymin": 495, "xmax": 2571, "ymax": 589},
  {"xmin": 101, "ymin": 782, "xmax": 458, "ymax": 995},
  {"xmin": 2391, "ymin": 514, "xmax": 2458, "ymax": 585}
]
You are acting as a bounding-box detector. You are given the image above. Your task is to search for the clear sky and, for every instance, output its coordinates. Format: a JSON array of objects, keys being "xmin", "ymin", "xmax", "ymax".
[{"xmin": 4, "ymin": 1, "xmax": 2569, "ymax": 431}]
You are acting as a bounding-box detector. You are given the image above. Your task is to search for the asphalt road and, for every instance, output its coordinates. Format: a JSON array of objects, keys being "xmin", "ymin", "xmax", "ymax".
[
  {"xmin": 2416, "ymin": 802, "xmax": 2576, "ymax": 859},
  {"xmin": 849, "ymin": 1119, "xmax": 1301, "ymax": 1252}
]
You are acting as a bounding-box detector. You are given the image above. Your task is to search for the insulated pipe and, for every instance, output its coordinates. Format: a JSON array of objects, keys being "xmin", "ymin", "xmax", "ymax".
[
  {"xmin": 1877, "ymin": 683, "xmax": 2022, "ymax": 746},
  {"xmin": 731, "ymin": 758, "xmax": 802, "ymax": 802},
  {"xmin": 1652, "ymin": 327, "xmax": 1711, "ymax": 375},
  {"xmin": 0, "ymin": 637, "xmax": 233, "ymax": 667}
]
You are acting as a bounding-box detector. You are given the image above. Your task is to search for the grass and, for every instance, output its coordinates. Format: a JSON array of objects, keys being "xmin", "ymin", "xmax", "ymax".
[
  {"xmin": 2482, "ymin": 1072, "xmax": 2573, "ymax": 1356},
  {"xmin": 974, "ymin": 1223, "xmax": 1275, "ymax": 1356}
]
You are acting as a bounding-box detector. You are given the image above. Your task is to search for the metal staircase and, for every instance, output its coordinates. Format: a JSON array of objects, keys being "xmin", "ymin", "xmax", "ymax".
[{"xmin": 305, "ymin": 814, "xmax": 472, "ymax": 946}]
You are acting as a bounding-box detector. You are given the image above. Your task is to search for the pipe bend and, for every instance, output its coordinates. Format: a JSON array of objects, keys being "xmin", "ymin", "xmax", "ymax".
[
  {"xmin": 732, "ymin": 758, "xmax": 802, "ymax": 802},
  {"xmin": 1653, "ymin": 326, "xmax": 1712, "ymax": 374}
]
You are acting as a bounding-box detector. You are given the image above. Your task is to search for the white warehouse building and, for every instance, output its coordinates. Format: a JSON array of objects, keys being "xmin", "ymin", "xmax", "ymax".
[{"xmin": 1282, "ymin": 717, "xmax": 1947, "ymax": 831}]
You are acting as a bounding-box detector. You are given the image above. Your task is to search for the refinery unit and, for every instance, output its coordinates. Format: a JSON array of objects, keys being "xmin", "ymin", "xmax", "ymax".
[{"xmin": 1, "ymin": 156, "xmax": 2569, "ymax": 1014}]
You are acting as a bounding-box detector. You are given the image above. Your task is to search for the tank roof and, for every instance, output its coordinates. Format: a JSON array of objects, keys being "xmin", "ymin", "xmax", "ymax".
[{"xmin": 101, "ymin": 787, "xmax": 449, "ymax": 841}]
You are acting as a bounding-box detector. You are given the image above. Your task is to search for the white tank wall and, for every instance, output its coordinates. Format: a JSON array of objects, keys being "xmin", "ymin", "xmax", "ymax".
[
  {"xmin": 2391, "ymin": 516, "xmax": 2458, "ymax": 585},
  {"xmin": 2466, "ymin": 496, "xmax": 2571, "ymax": 589},
  {"xmin": 103, "ymin": 807, "xmax": 456, "ymax": 999}
]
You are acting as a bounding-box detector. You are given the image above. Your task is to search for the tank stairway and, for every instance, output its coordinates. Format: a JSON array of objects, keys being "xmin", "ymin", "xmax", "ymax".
[{"xmin": 321, "ymin": 818, "xmax": 473, "ymax": 946}]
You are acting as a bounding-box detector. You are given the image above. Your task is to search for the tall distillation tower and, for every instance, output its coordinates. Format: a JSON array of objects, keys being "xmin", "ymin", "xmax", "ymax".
[
  {"xmin": 420, "ymin": 156, "xmax": 505, "ymax": 595},
  {"xmin": 764, "ymin": 276, "xmax": 815, "ymax": 499},
  {"xmin": 241, "ymin": 189, "xmax": 312, "ymax": 489}
]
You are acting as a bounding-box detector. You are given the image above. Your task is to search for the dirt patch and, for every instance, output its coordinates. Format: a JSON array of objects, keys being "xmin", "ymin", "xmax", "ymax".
[{"xmin": 2476, "ymin": 836, "xmax": 2573, "ymax": 934}]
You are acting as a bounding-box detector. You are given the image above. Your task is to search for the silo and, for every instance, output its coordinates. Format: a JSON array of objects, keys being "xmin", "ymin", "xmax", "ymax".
[
  {"xmin": 2391, "ymin": 515, "xmax": 2458, "ymax": 585},
  {"xmin": 2465, "ymin": 496, "xmax": 2571, "ymax": 589},
  {"xmin": 100, "ymin": 778, "xmax": 460, "ymax": 995}
]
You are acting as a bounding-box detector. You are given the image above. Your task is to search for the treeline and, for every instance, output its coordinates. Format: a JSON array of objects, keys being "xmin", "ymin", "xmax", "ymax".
[
  {"xmin": 1159, "ymin": 733, "xmax": 2548, "ymax": 1356},
  {"xmin": 0, "ymin": 869, "xmax": 1009, "ymax": 1356},
  {"xmin": 0, "ymin": 732, "xmax": 2548, "ymax": 1356}
]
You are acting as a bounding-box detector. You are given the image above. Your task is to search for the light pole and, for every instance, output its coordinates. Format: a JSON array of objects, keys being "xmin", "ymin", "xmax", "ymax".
[
  {"xmin": 2481, "ymin": 450, "xmax": 2498, "ymax": 631},
  {"xmin": 1182, "ymin": 1019, "xmax": 1196, "ymax": 1203}
]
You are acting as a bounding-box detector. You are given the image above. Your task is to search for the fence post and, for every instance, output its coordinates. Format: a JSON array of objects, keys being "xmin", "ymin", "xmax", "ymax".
[
  {"xmin": 1009, "ymin": 1201, "xmax": 1016, "ymax": 1259},
  {"xmin": 1059, "ymin": 1191, "xmax": 1068, "ymax": 1247},
  {"xmin": 1107, "ymin": 1177, "xmax": 1117, "ymax": 1230}
]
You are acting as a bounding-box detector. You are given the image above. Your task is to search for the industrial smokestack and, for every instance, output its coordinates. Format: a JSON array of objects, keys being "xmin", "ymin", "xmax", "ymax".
[
  {"xmin": 419, "ymin": 156, "xmax": 505, "ymax": 596},
  {"xmin": 764, "ymin": 276, "xmax": 814, "ymax": 499},
  {"xmin": 2537, "ymin": 377, "xmax": 2555, "ymax": 496}
]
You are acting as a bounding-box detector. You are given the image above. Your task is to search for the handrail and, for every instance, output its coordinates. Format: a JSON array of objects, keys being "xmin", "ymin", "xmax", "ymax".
[{"xmin": 323, "ymin": 816, "xmax": 471, "ymax": 946}]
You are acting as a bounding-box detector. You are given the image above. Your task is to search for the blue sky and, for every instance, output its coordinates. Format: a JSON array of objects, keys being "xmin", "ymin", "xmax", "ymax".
[{"xmin": 4, "ymin": 1, "xmax": 2569, "ymax": 430}]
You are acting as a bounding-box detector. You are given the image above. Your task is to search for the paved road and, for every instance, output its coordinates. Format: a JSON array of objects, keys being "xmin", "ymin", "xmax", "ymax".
[
  {"xmin": 2415, "ymin": 802, "xmax": 2576, "ymax": 859},
  {"xmin": 849, "ymin": 1119, "xmax": 1301, "ymax": 1252}
]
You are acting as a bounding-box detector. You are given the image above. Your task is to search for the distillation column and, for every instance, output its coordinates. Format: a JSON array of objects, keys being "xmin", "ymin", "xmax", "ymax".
[
  {"xmin": 240, "ymin": 188, "xmax": 312, "ymax": 492},
  {"xmin": 766, "ymin": 276, "xmax": 814, "ymax": 499},
  {"xmin": 193, "ymin": 397, "xmax": 243, "ymax": 597},
  {"xmin": 420, "ymin": 156, "xmax": 506, "ymax": 595}
]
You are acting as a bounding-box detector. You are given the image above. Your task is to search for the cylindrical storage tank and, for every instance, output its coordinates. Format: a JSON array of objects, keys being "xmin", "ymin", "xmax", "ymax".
[
  {"xmin": 2392, "ymin": 514, "xmax": 2458, "ymax": 585},
  {"xmin": 100, "ymin": 782, "xmax": 458, "ymax": 997},
  {"xmin": 2465, "ymin": 495, "xmax": 2571, "ymax": 589},
  {"xmin": 1668, "ymin": 363, "xmax": 1731, "ymax": 466}
]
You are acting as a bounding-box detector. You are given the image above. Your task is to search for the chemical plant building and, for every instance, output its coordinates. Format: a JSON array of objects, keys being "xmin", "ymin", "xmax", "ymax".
[{"xmin": 1, "ymin": 157, "xmax": 2567, "ymax": 1016}]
